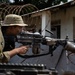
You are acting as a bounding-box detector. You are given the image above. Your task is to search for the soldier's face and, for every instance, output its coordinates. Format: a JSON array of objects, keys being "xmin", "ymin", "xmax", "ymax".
[{"xmin": 9, "ymin": 26, "xmax": 23, "ymax": 35}]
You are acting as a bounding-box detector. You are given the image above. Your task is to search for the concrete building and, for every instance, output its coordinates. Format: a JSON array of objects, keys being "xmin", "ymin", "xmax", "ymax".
[{"xmin": 22, "ymin": 0, "xmax": 75, "ymax": 42}]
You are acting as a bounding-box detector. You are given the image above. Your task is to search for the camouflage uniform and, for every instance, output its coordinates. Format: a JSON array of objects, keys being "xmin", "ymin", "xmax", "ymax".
[{"xmin": 0, "ymin": 26, "xmax": 10, "ymax": 63}]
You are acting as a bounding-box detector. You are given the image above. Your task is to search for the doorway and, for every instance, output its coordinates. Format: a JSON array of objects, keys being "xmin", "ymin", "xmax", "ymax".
[{"xmin": 51, "ymin": 25, "xmax": 60, "ymax": 39}]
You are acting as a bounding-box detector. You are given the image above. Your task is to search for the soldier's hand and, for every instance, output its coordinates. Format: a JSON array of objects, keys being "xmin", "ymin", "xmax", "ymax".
[{"xmin": 16, "ymin": 46, "xmax": 29, "ymax": 54}]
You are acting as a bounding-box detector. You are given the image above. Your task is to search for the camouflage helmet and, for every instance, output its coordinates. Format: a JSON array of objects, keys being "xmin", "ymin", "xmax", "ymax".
[{"xmin": 2, "ymin": 14, "xmax": 28, "ymax": 26}]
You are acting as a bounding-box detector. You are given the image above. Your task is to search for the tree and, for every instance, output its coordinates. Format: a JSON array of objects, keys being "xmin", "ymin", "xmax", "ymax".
[
  {"xmin": 52, "ymin": 0, "xmax": 67, "ymax": 5},
  {"xmin": 12, "ymin": 0, "xmax": 68, "ymax": 9},
  {"xmin": 0, "ymin": 0, "xmax": 10, "ymax": 3}
]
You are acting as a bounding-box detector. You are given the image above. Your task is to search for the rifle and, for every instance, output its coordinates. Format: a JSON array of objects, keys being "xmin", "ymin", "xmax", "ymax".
[{"xmin": 17, "ymin": 31, "xmax": 75, "ymax": 58}]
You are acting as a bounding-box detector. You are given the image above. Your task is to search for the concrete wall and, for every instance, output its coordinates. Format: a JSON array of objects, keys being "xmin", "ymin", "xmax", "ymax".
[
  {"xmin": 23, "ymin": 6, "xmax": 75, "ymax": 41},
  {"xmin": 52, "ymin": 6, "xmax": 75, "ymax": 41}
]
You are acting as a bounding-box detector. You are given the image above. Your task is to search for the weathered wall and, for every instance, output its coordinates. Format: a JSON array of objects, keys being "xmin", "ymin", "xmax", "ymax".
[{"xmin": 52, "ymin": 6, "xmax": 75, "ymax": 41}]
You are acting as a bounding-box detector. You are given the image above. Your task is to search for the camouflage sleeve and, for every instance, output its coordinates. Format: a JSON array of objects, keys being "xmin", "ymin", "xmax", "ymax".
[
  {"xmin": 0, "ymin": 51, "xmax": 10, "ymax": 63},
  {"xmin": 0, "ymin": 26, "xmax": 10, "ymax": 63}
]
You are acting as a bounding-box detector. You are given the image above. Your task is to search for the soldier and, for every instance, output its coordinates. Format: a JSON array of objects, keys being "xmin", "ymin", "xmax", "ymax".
[{"xmin": 0, "ymin": 14, "xmax": 29, "ymax": 63}]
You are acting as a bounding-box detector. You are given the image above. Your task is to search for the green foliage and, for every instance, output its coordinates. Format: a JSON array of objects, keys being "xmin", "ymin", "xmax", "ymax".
[
  {"xmin": 52, "ymin": 0, "xmax": 67, "ymax": 5},
  {"xmin": 12, "ymin": 0, "xmax": 68, "ymax": 9},
  {"xmin": 0, "ymin": 0, "xmax": 9, "ymax": 3}
]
